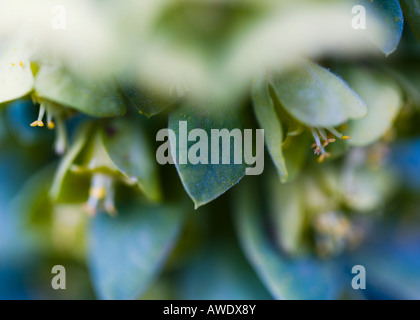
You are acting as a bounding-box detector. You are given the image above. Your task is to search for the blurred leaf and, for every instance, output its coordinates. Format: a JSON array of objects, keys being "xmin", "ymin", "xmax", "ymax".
[
  {"xmin": 0, "ymin": 45, "xmax": 33, "ymax": 104},
  {"xmin": 78, "ymin": 125, "xmax": 121, "ymax": 173},
  {"xmin": 251, "ymin": 74, "xmax": 288, "ymax": 183},
  {"xmin": 384, "ymin": 63, "xmax": 420, "ymax": 107},
  {"xmin": 9, "ymin": 163, "xmax": 88, "ymax": 260},
  {"xmin": 52, "ymin": 119, "xmax": 161, "ymax": 204},
  {"xmin": 50, "ymin": 122, "xmax": 93, "ymax": 203},
  {"xmin": 34, "ymin": 65, "xmax": 126, "ymax": 117},
  {"xmin": 179, "ymin": 243, "xmax": 271, "ymax": 300},
  {"xmin": 362, "ymin": 0, "xmax": 404, "ymax": 55},
  {"xmin": 270, "ymin": 61, "xmax": 367, "ymax": 127},
  {"xmin": 344, "ymin": 68, "xmax": 403, "ymax": 147},
  {"xmin": 340, "ymin": 162, "xmax": 397, "ymax": 212},
  {"xmin": 0, "ymin": 152, "xmax": 44, "ymax": 260},
  {"xmin": 282, "ymin": 133, "xmax": 310, "ymax": 183},
  {"xmin": 268, "ymin": 174, "xmax": 306, "ymax": 255},
  {"xmin": 88, "ymin": 201, "xmax": 186, "ymax": 300},
  {"xmin": 10, "ymin": 165, "xmax": 54, "ymax": 244},
  {"xmin": 102, "ymin": 118, "xmax": 162, "ymax": 201},
  {"xmin": 169, "ymin": 102, "xmax": 247, "ymax": 208},
  {"xmin": 141, "ymin": 276, "xmax": 176, "ymax": 300},
  {"xmin": 401, "ymin": 0, "xmax": 420, "ymax": 41},
  {"xmin": 234, "ymin": 179, "xmax": 341, "ymax": 300}
]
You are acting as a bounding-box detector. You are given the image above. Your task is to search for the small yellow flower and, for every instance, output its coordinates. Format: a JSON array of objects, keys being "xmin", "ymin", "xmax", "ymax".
[{"xmin": 84, "ymin": 173, "xmax": 117, "ymax": 216}]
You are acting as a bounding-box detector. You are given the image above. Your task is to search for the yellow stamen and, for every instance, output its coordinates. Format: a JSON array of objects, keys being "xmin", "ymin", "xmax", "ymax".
[
  {"xmin": 342, "ymin": 136, "xmax": 351, "ymax": 140},
  {"xmin": 47, "ymin": 121, "xmax": 55, "ymax": 130},
  {"xmin": 19, "ymin": 61, "xmax": 23, "ymax": 67},
  {"xmin": 30, "ymin": 120, "xmax": 44, "ymax": 127},
  {"xmin": 85, "ymin": 173, "xmax": 117, "ymax": 216},
  {"xmin": 318, "ymin": 153, "xmax": 331, "ymax": 163},
  {"xmin": 89, "ymin": 186, "xmax": 106, "ymax": 200}
]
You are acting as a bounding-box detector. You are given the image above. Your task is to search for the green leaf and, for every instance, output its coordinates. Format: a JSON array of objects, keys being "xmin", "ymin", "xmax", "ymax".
[
  {"xmin": 11, "ymin": 164, "xmax": 88, "ymax": 258},
  {"xmin": 102, "ymin": 118, "xmax": 162, "ymax": 202},
  {"xmin": 251, "ymin": 75, "xmax": 288, "ymax": 183},
  {"xmin": 11, "ymin": 165, "xmax": 54, "ymax": 239},
  {"xmin": 5, "ymin": 164, "xmax": 55, "ymax": 258},
  {"xmin": 119, "ymin": 83, "xmax": 172, "ymax": 117},
  {"xmin": 233, "ymin": 179, "xmax": 341, "ymax": 300},
  {"xmin": 50, "ymin": 122, "xmax": 93, "ymax": 203},
  {"xmin": 34, "ymin": 65, "xmax": 126, "ymax": 117},
  {"xmin": 270, "ymin": 61, "xmax": 367, "ymax": 128},
  {"xmin": 362, "ymin": 0, "xmax": 404, "ymax": 55},
  {"xmin": 0, "ymin": 45, "xmax": 34, "ymax": 104},
  {"xmin": 168, "ymin": 102, "xmax": 248, "ymax": 208},
  {"xmin": 282, "ymin": 133, "xmax": 310, "ymax": 183},
  {"xmin": 268, "ymin": 174, "xmax": 306, "ymax": 255},
  {"xmin": 88, "ymin": 201, "xmax": 185, "ymax": 300},
  {"xmin": 51, "ymin": 119, "xmax": 162, "ymax": 204},
  {"xmin": 401, "ymin": 0, "xmax": 420, "ymax": 41},
  {"xmin": 344, "ymin": 68, "xmax": 403, "ymax": 147}
]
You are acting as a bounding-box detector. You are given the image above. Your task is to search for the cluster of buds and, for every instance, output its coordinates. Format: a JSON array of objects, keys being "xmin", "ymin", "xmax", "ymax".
[{"xmin": 313, "ymin": 211, "xmax": 364, "ymax": 257}]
